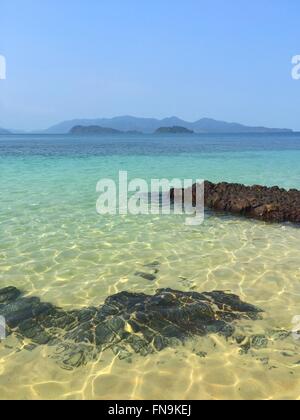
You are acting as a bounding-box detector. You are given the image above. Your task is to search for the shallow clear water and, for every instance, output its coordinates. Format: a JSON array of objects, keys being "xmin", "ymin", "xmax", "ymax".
[{"xmin": 0, "ymin": 133, "xmax": 300, "ymax": 400}]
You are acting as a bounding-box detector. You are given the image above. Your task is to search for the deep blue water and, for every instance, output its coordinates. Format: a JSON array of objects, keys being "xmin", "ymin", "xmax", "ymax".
[{"xmin": 1, "ymin": 132, "xmax": 300, "ymax": 157}]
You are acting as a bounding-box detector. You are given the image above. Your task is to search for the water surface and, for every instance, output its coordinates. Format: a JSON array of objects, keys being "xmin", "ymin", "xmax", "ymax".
[{"xmin": 0, "ymin": 133, "xmax": 300, "ymax": 400}]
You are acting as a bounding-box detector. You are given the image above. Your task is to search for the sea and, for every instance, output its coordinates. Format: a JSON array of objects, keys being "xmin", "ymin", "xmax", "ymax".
[{"xmin": 0, "ymin": 132, "xmax": 300, "ymax": 400}]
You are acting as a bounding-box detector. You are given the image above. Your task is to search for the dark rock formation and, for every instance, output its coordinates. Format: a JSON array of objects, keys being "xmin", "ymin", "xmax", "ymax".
[
  {"xmin": 170, "ymin": 181, "xmax": 300, "ymax": 224},
  {"xmin": 155, "ymin": 126, "xmax": 194, "ymax": 134},
  {"xmin": 135, "ymin": 272, "xmax": 157, "ymax": 282},
  {"xmin": 0, "ymin": 286, "xmax": 263, "ymax": 369}
]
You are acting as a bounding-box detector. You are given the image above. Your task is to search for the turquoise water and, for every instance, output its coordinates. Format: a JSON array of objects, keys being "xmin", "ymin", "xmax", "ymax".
[
  {"xmin": 2, "ymin": 133, "xmax": 300, "ymax": 189},
  {"xmin": 0, "ymin": 133, "xmax": 300, "ymax": 400}
]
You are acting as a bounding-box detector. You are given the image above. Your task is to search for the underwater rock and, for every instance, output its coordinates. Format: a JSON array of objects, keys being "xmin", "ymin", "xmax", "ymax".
[
  {"xmin": 237, "ymin": 329, "xmax": 293, "ymax": 356},
  {"xmin": 196, "ymin": 351, "xmax": 207, "ymax": 358},
  {"xmin": 250, "ymin": 335, "xmax": 269, "ymax": 349},
  {"xmin": 0, "ymin": 286, "xmax": 22, "ymax": 304},
  {"xmin": 170, "ymin": 181, "xmax": 300, "ymax": 224},
  {"xmin": 0, "ymin": 286, "xmax": 264, "ymax": 369},
  {"xmin": 144, "ymin": 261, "xmax": 160, "ymax": 268},
  {"xmin": 135, "ymin": 272, "xmax": 157, "ymax": 282}
]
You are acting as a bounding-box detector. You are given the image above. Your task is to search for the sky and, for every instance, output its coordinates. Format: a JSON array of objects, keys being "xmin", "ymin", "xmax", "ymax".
[{"xmin": 0, "ymin": 0, "xmax": 300, "ymax": 131}]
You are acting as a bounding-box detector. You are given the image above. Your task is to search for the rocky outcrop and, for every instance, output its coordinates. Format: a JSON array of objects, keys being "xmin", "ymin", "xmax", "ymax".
[
  {"xmin": 171, "ymin": 181, "xmax": 300, "ymax": 224},
  {"xmin": 0, "ymin": 286, "xmax": 263, "ymax": 369}
]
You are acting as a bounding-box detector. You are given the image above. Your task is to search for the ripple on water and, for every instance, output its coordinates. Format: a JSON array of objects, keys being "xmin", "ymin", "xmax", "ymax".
[{"xmin": 1, "ymin": 211, "xmax": 300, "ymax": 399}]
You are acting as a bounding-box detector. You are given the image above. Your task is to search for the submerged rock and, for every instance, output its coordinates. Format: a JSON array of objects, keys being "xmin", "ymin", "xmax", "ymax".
[
  {"xmin": 170, "ymin": 181, "xmax": 300, "ymax": 224},
  {"xmin": 0, "ymin": 286, "xmax": 263, "ymax": 369},
  {"xmin": 0, "ymin": 287, "xmax": 21, "ymax": 304},
  {"xmin": 251, "ymin": 335, "xmax": 269, "ymax": 349},
  {"xmin": 135, "ymin": 272, "xmax": 157, "ymax": 282}
]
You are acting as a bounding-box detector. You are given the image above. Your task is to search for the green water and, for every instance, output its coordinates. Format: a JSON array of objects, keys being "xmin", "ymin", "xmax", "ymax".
[{"xmin": 0, "ymin": 134, "xmax": 300, "ymax": 400}]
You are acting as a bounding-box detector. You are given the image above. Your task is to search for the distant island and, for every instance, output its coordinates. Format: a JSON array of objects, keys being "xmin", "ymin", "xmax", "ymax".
[
  {"xmin": 70, "ymin": 125, "xmax": 196, "ymax": 135},
  {"xmin": 155, "ymin": 126, "xmax": 194, "ymax": 134},
  {"xmin": 70, "ymin": 125, "xmax": 143, "ymax": 135},
  {"xmin": 0, "ymin": 117, "xmax": 294, "ymax": 135},
  {"xmin": 0, "ymin": 127, "xmax": 10, "ymax": 135},
  {"xmin": 70, "ymin": 126, "xmax": 121, "ymax": 135},
  {"xmin": 46, "ymin": 116, "xmax": 293, "ymax": 135}
]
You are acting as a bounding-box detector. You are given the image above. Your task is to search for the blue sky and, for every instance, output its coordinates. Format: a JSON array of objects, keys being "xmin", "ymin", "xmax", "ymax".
[{"xmin": 0, "ymin": 0, "xmax": 300, "ymax": 130}]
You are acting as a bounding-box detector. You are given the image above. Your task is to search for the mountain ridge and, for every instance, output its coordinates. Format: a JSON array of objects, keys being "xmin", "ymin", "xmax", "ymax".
[
  {"xmin": 45, "ymin": 116, "xmax": 293, "ymax": 134},
  {"xmin": 0, "ymin": 127, "xmax": 11, "ymax": 134}
]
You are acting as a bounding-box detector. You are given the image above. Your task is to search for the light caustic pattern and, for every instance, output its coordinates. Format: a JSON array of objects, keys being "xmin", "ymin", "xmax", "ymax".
[{"xmin": 0, "ymin": 136, "xmax": 300, "ymax": 399}]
